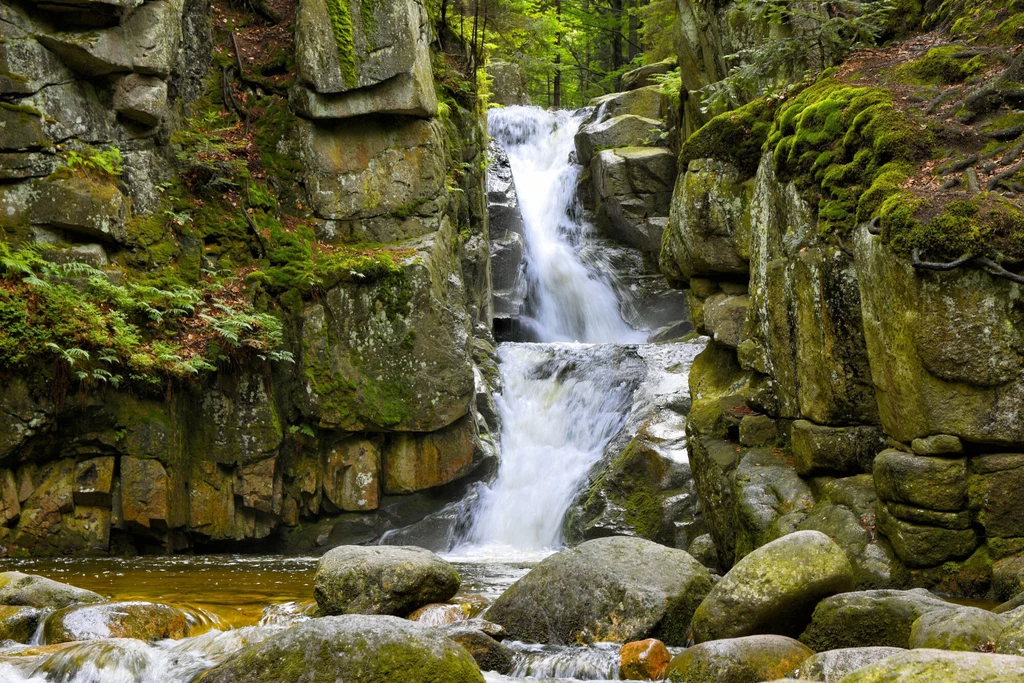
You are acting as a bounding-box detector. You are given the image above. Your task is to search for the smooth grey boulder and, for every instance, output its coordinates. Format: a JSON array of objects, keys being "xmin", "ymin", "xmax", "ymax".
[
  {"xmin": 575, "ymin": 114, "xmax": 665, "ymax": 165},
  {"xmin": 485, "ymin": 536, "xmax": 713, "ymax": 646},
  {"xmin": 691, "ymin": 530, "xmax": 855, "ymax": 643},
  {"xmin": 314, "ymin": 545, "xmax": 461, "ymax": 617},
  {"xmin": 909, "ymin": 606, "xmax": 1005, "ymax": 651},
  {"xmin": 589, "ymin": 86, "xmax": 665, "ymax": 123},
  {"xmin": 702, "ymin": 293, "xmax": 749, "ymax": 349},
  {"xmin": 800, "ymin": 589, "xmax": 955, "ymax": 651},
  {"xmin": 834, "ymin": 649, "xmax": 1024, "ymax": 682},
  {"xmin": 197, "ymin": 615, "xmax": 485, "ymax": 683},
  {"xmin": 441, "ymin": 622, "xmax": 515, "ymax": 674},
  {"xmin": 591, "ymin": 147, "xmax": 675, "ymax": 256},
  {"xmin": 0, "ymin": 572, "xmax": 103, "ymax": 609},
  {"xmin": 621, "ymin": 59, "xmax": 676, "ymax": 91},
  {"xmin": 795, "ymin": 647, "xmax": 906, "ymax": 681},
  {"xmin": 487, "ymin": 61, "xmax": 530, "ymax": 106}
]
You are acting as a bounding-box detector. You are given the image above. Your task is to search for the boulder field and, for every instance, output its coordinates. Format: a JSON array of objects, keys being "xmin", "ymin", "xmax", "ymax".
[{"xmin": 5, "ymin": 537, "xmax": 1024, "ymax": 682}]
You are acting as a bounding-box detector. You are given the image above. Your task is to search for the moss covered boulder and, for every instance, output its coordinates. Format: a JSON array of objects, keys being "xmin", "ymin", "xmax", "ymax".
[
  {"xmin": 41, "ymin": 601, "xmax": 190, "ymax": 644},
  {"xmin": 692, "ymin": 530, "xmax": 854, "ymax": 643},
  {"xmin": 484, "ymin": 536, "xmax": 713, "ymax": 646},
  {"xmin": 0, "ymin": 605, "xmax": 44, "ymax": 643},
  {"xmin": 873, "ymin": 451, "xmax": 967, "ymax": 512},
  {"xmin": 195, "ymin": 615, "xmax": 484, "ymax": 683},
  {"xmin": 298, "ymin": 222, "xmax": 476, "ymax": 434},
  {"xmin": 664, "ymin": 635, "xmax": 813, "ymax": 683},
  {"xmin": 835, "ymin": 649, "xmax": 1024, "ymax": 682},
  {"xmin": 799, "ymin": 589, "xmax": 955, "ymax": 651},
  {"xmin": 796, "ymin": 647, "xmax": 906, "ymax": 681},
  {"xmin": 997, "ymin": 609, "xmax": 1024, "ymax": 656},
  {"xmin": 908, "ymin": 607, "xmax": 1005, "ymax": 651},
  {"xmin": 661, "ymin": 159, "xmax": 751, "ymax": 280},
  {"xmin": 0, "ymin": 572, "xmax": 102, "ymax": 609},
  {"xmin": 314, "ymin": 545, "xmax": 460, "ymax": 617}
]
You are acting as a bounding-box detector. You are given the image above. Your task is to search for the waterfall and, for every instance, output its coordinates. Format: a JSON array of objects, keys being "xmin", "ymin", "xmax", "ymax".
[
  {"xmin": 487, "ymin": 107, "xmax": 644, "ymax": 345},
  {"xmin": 461, "ymin": 107, "xmax": 646, "ymax": 553}
]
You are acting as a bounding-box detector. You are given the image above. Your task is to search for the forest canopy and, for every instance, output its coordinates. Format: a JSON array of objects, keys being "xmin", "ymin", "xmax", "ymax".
[{"xmin": 426, "ymin": 0, "xmax": 678, "ymax": 108}]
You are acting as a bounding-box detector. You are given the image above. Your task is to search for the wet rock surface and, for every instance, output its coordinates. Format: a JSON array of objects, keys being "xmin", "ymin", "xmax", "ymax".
[
  {"xmin": 313, "ymin": 545, "xmax": 461, "ymax": 617},
  {"xmin": 197, "ymin": 615, "xmax": 485, "ymax": 683},
  {"xmin": 485, "ymin": 536, "xmax": 713, "ymax": 646}
]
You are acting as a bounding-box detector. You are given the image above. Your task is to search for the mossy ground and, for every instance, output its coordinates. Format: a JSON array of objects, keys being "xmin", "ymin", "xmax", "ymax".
[{"xmin": 682, "ymin": 2, "xmax": 1024, "ymax": 262}]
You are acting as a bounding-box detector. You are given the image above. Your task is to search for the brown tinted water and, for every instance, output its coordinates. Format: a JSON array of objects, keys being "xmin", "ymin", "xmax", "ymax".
[
  {"xmin": 0, "ymin": 555, "xmax": 319, "ymax": 628},
  {"xmin": 0, "ymin": 552, "xmax": 539, "ymax": 629}
]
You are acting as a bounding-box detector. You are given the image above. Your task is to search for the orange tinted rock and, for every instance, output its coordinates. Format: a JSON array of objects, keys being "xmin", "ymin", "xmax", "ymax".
[{"xmin": 621, "ymin": 638, "xmax": 672, "ymax": 680}]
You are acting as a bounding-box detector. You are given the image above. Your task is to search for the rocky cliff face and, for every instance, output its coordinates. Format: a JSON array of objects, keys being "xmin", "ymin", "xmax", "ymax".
[
  {"xmin": 0, "ymin": 0, "xmax": 497, "ymax": 555},
  {"xmin": 655, "ymin": 1, "xmax": 1024, "ymax": 595}
]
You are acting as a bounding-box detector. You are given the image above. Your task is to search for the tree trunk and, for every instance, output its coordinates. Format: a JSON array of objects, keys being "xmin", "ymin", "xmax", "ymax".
[
  {"xmin": 628, "ymin": 0, "xmax": 640, "ymax": 62},
  {"xmin": 610, "ymin": 0, "xmax": 624, "ymax": 70},
  {"xmin": 553, "ymin": 0, "xmax": 562, "ymax": 108}
]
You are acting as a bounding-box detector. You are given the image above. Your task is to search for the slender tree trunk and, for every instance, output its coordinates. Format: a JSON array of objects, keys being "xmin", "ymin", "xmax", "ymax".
[
  {"xmin": 553, "ymin": 0, "xmax": 562, "ymax": 108},
  {"xmin": 611, "ymin": 0, "xmax": 624, "ymax": 70},
  {"xmin": 471, "ymin": 0, "xmax": 480, "ymax": 78},
  {"xmin": 438, "ymin": 0, "xmax": 446, "ymax": 47},
  {"xmin": 480, "ymin": 0, "xmax": 488, "ymax": 68},
  {"xmin": 628, "ymin": 0, "xmax": 640, "ymax": 62}
]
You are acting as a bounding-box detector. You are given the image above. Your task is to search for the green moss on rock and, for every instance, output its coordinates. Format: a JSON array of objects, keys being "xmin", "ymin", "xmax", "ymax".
[
  {"xmin": 326, "ymin": 0, "xmax": 359, "ymax": 88},
  {"xmin": 766, "ymin": 80, "xmax": 931, "ymax": 237},
  {"xmin": 882, "ymin": 191, "xmax": 1024, "ymax": 260},
  {"xmin": 679, "ymin": 98, "xmax": 774, "ymax": 180},
  {"xmin": 895, "ymin": 46, "xmax": 989, "ymax": 85}
]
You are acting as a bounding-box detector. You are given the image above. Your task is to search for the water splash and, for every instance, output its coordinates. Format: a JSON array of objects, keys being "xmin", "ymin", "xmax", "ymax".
[
  {"xmin": 488, "ymin": 107, "xmax": 644, "ymax": 344},
  {"xmin": 464, "ymin": 344, "xmax": 642, "ymax": 551}
]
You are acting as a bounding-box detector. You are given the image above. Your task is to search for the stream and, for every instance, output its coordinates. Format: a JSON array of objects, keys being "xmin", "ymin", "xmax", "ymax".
[{"xmin": 0, "ymin": 106, "xmax": 698, "ymax": 683}]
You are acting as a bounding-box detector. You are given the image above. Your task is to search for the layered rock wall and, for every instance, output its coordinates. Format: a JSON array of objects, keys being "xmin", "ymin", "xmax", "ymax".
[
  {"xmin": 0, "ymin": 0, "xmax": 497, "ymax": 555},
  {"xmin": 661, "ymin": 1, "xmax": 1024, "ymax": 596}
]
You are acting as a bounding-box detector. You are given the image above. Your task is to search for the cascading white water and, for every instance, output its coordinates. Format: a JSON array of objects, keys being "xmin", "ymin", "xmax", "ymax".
[
  {"xmin": 488, "ymin": 107, "xmax": 644, "ymax": 345},
  {"xmin": 462, "ymin": 107, "xmax": 646, "ymax": 552},
  {"xmin": 465, "ymin": 344, "xmax": 640, "ymax": 551}
]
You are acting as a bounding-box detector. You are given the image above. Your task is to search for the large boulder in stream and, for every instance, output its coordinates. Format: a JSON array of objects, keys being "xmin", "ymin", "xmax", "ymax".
[
  {"xmin": 799, "ymin": 589, "xmax": 956, "ymax": 651},
  {"xmin": 314, "ymin": 545, "xmax": 461, "ymax": 617},
  {"xmin": 484, "ymin": 536, "xmax": 713, "ymax": 646},
  {"xmin": 0, "ymin": 572, "xmax": 103, "ymax": 609},
  {"xmin": 41, "ymin": 601, "xmax": 191, "ymax": 643},
  {"xmin": 795, "ymin": 647, "xmax": 907, "ymax": 681},
  {"xmin": 908, "ymin": 606, "xmax": 1006, "ymax": 651},
  {"xmin": 835, "ymin": 649, "xmax": 1024, "ymax": 682},
  {"xmin": 196, "ymin": 615, "xmax": 484, "ymax": 683},
  {"xmin": 0, "ymin": 605, "xmax": 44, "ymax": 643},
  {"xmin": 664, "ymin": 635, "xmax": 813, "ymax": 683},
  {"xmin": 691, "ymin": 530, "xmax": 855, "ymax": 643}
]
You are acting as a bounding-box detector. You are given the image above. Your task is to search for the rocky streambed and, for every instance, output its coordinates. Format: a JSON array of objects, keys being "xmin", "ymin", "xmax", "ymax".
[{"xmin": 0, "ymin": 535, "xmax": 1022, "ymax": 682}]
